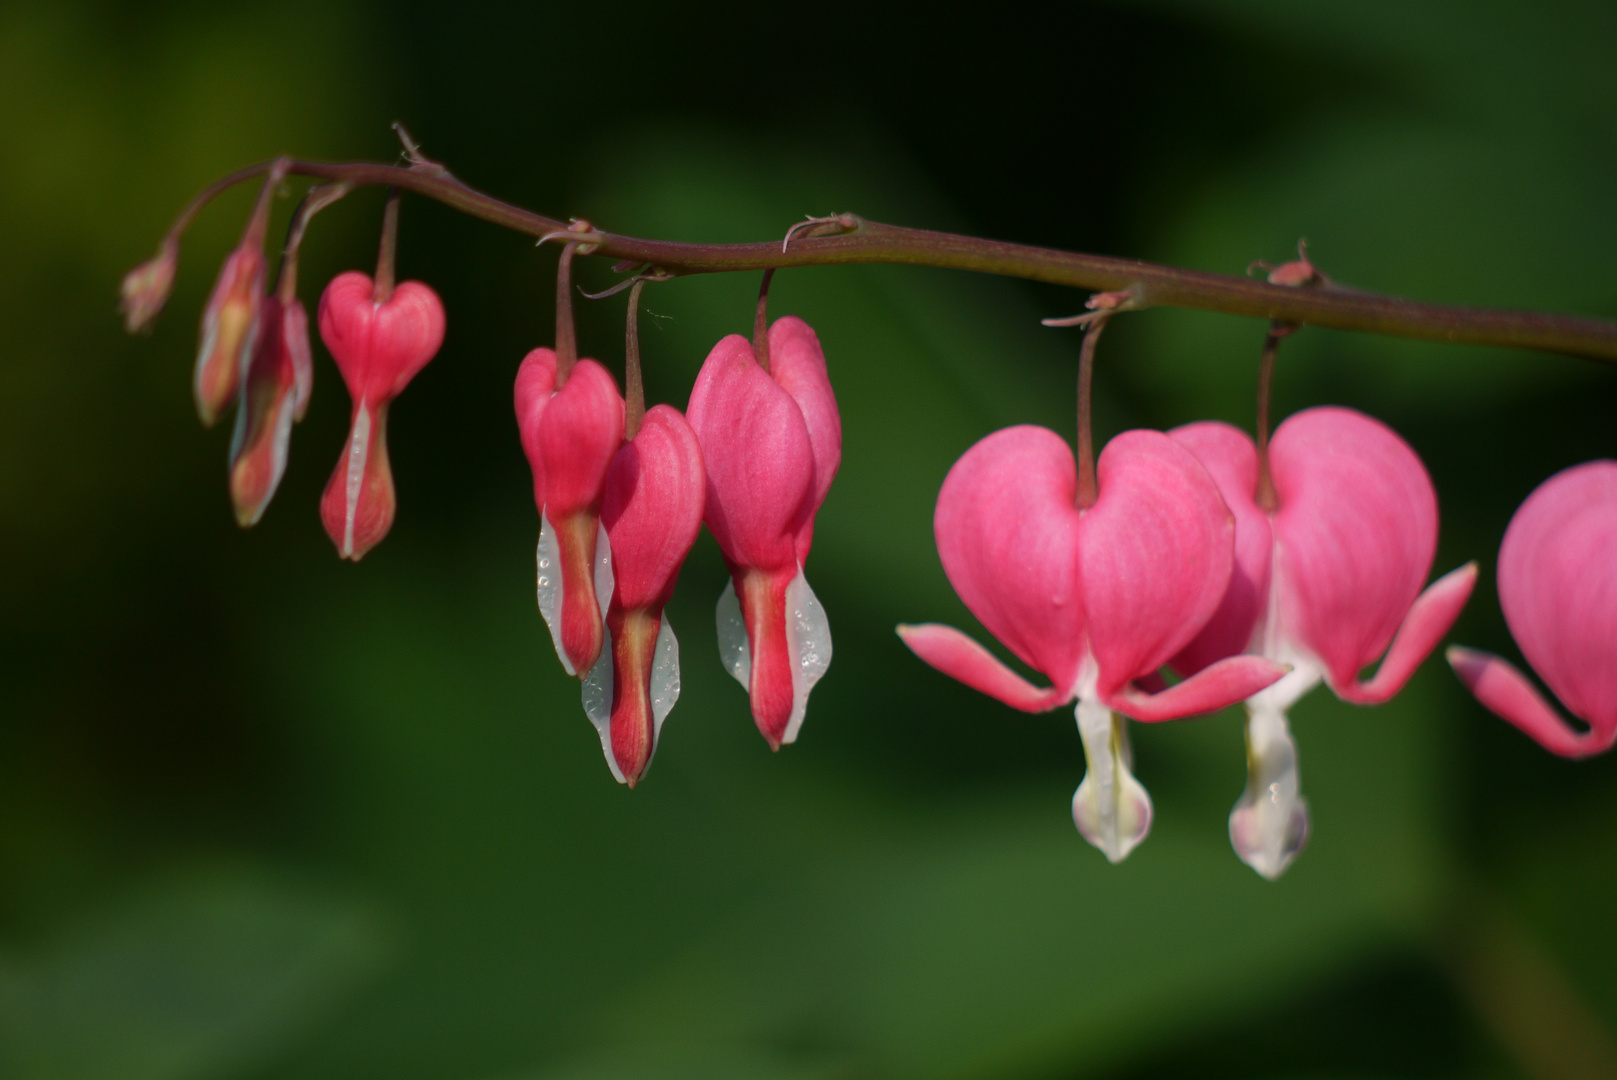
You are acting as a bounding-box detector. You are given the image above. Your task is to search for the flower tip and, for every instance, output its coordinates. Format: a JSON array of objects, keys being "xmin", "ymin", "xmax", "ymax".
[{"xmin": 119, "ymin": 240, "xmax": 178, "ymax": 334}]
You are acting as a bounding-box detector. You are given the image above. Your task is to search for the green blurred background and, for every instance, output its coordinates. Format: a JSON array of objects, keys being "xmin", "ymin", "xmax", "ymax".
[{"xmin": 3, "ymin": 1, "xmax": 1615, "ymax": 1077}]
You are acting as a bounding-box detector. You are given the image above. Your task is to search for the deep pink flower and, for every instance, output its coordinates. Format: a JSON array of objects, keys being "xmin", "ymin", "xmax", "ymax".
[
  {"xmin": 579, "ymin": 405, "xmax": 706, "ymax": 786},
  {"xmin": 1169, "ymin": 407, "xmax": 1476, "ymax": 877},
  {"xmin": 1448, "ymin": 460, "xmax": 1617, "ymax": 758},
  {"xmin": 514, "ymin": 349, "xmax": 625, "ymax": 678},
  {"xmin": 194, "ymin": 244, "xmax": 265, "ymax": 427},
  {"xmin": 228, "ymin": 294, "xmax": 311, "ymax": 525},
  {"xmin": 317, "ymin": 270, "xmax": 446, "ymax": 561},
  {"xmin": 686, "ymin": 316, "xmax": 840, "ymax": 750},
  {"xmin": 899, "ymin": 425, "xmax": 1287, "ymax": 862}
]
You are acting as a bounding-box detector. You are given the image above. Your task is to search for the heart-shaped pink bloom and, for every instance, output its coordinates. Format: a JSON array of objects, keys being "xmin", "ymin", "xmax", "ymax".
[
  {"xmin": 1449, "ymin": 460, "xmax": 1617, "ymax": 758},
  {"xmin": 228, "ymin": 294, "xmax": 310, "ymax": 526},
  {"xmin": 686, "ymin": 316, "xmax": 840, "ymax": 750},
  {"xmin": 578, "ymin": 405, "xmax": 706, "ymax": 786},
  {"xmin": 899, "ymin": 425, "xmax": 1287, "ymax": 861},
  {"xmin": 514, "ymin": 349, "xmax": 625, "ymax": 678},
  {"xmin": 317, "ymin": 270, "xmax": 446, "ymax": 562},
  {"xmin": 1168, "ymin": 407, "xmax": 1476, "ymax": 878}
]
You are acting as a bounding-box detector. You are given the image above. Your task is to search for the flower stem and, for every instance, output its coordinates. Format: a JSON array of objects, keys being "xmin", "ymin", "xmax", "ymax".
[
  {"xmin": 1075, "ymin": 315, "xmax": 1109, "ymax": 510},
  {"xmin": 146, "ymin": 157, "xmax": 1617, "ymax": 364},
  {"xmin": 624, "ymin": 277, "xmax": 646, "ymax": 440},
  {"xmin": 753, "ymin": 268, "xmax": 775, "ymax": 374},
  {"xmin": 373, "ymin": 188, "xmax": 400, "ymax": 304},
  {"xmin": 1254, "ymin": 323, "xmax": 1287, "ymax": 513},
  {"xmin": 275, "ymin": 183, "xmax": 349, "ymax": 304},
  {"xmin": 555, "ymin": 241, "xmax": 580, "ymax": 386}
]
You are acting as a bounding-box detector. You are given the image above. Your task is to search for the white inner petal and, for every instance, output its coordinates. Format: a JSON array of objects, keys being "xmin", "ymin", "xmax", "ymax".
[
  {"xmin": 593, "ymin": 520, "xmax": 614, "ymax": 625},
  {"xmin": 650, "ymin": 616, "xmax": 681, "ymax": 733},
  {"xmin": 715, "ymin": 577, "xmax": 750, "ymax": 688},
  {"xmin": 781, "ymin": 568, "xmax": 832, "ymax": 746},
  {"xmin": 535, "ymin": 512, "xmax": 571, "ymax": 676},
  {"xmin": 580, "ymin": 625, "xmax": 623, "ymax": 784},
  {"xmin": 1229, "ymin": 705, "xmax": 1309, "ymax": 880},
  {"xmin": 341, "ymin": 401, "xmax": 371, "ymax": 558},
  {"xmin": 1071, "ymin": 698, "xmax": 1153, "ymax": 863}
]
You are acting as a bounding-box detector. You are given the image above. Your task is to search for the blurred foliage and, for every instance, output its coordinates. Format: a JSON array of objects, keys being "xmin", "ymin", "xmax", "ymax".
[{"xmin": 0, "ymin": 1, "xmax": 1614, "ymax": 1079}]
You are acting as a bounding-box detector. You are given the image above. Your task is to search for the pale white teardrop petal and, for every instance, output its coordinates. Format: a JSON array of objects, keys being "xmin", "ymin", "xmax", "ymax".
[
  {"xmin": 1229, "ymin": 705, "xmax": 1309, "ymax": 879},
  {"xmin": 593, "ymin": 520, "xmax": 614, "ymax": 623},
  {"xmin": 716, "ymin": 578, "xmax": 750, "ymax": 688},
  {"xmin": 341, "ymin": 402, "xmax": 372, "ymax": 558},
  {"xmin": 780, "ymin": 568, "xmax": 832, "ymax": 746},
  {"xmin": 580, "ymin": 626, "xmax": 624, "ymax": 784},
  {"xmin": 650, "ymin": 616, "xmax": 681, "ymax": 733},
  {"xmin": 535, "ymin": 512, "xmax": 573, "ymax": 676},
  {"xmin": 1071, "ymin": 698, "xmax": 1153, "ymax": 863}
]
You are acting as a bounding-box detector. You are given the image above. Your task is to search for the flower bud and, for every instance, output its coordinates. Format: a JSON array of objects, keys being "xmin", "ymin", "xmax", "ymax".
[
  {"xmin": 194, "ymin": 245, "xmax": 265, "ymax": 427},
  {"xmin": 120, "ymin": 238, "xmax": 178, "ymax": 334}
]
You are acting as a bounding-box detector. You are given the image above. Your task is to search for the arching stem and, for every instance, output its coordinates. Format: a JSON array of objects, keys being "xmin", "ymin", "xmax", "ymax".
[
  {"xmin": 754, "ymin": 268, "xmax": 776, "ymax": 374},
  {"xmin": 275, "ymin": 183, "xmax": 350, "ymax": 304},
  {"xmin": 373, "ymin": 188, "xmax": 400, "ymax": 304},
  {"xmin": 624, "ymin": 278, "xmax": 647, "ymax": 440},
  {"xmin": 1075, "ymin": 314, "xmax": 1110, "ymax": 510}
]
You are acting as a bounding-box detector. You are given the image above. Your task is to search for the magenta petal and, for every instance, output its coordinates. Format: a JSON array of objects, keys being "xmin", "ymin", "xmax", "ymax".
[
  {"xmin": 1079, "ymin": 430, "xmax": 1234, "ymax": 698},
  {"xmin": 1335, "ymin": 562, "xmax": 1477, "ymax": 704},
  {"xmin": 934, "ymin": 425, "xmax": 1087, "ymax": 693},
  {"xmin": 1497, "ymin": 461, "xmax": 1617, "ymax": 736},
  {"xmin": 768, "ymin": 316, "xmax": 842, "ymax": 562},
  {"xmin": 1271, "ymin": 407, "xmax": 1438, "ymax": 689},
  {"xmin": 1112, "ymin": 655, "xmax": 1289, "ymax": 722},
  {"xmin": 687, "ymin": 334, "xmax": 815, "ymax": 573},
  {"xmin": 602, "ymin": 404, "xmax": 706, "ymax": 612},
  {"xmin": 536, "ymin": 359, "xmax": 624, "ymax": 516},
  {"xmin": 514, "ymin": 348, "xmax": 558, "ymax": 509},
  {"xmin": 1448, "ymin": 647, "xmax": 1615, "ymax": 759},
  {"xmin": 1168, "ymin": 421, "xmax": 1272, "ymax": 675},
  {"xmin": 897, "ymin": 623, "xmax": 1071, "ymax": 712}
]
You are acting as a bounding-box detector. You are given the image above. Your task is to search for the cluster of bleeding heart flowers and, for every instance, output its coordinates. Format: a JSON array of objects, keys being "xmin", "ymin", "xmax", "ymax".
[{"xmin": 123, "ymin": 176, "xmax": 1616, "ymax": 880}]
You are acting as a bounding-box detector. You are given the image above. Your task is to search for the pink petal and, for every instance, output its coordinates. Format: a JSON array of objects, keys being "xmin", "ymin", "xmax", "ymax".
[
  {"xmin": 536, "ymin": 359, "xmax": 623, "ymax": 517},
  {"xmin": 767, "ymin": 316, "xmax": 842, "ymax": 563},
  {"xmin": 1447, "ymin": 646, "xmax": 1616, "ymax": 759},
  {"xmin": 896, "ymin": 623, "xmax": 1072, "ymax": 712},
  {"xmin": 285, "ymin": 297, "xmax": 314, "ymax": 422},
  {"xmin": 1111, "ymin": 655, "xmax": 1290, "ymax": 722},
  {"xmin": 316, "ymin": 272, "xmax": 446, "ymax": 404},
  {"xmin": 1334, "ymin": 562, "xmax": 1477, "ymax": 704},
  {"xmin": 1497, "ymin": 460, "xmax": 1617, "ymax": 737},
  {"xmin": 934, "ymin": 425, "xmax": 1087, "ymax": 694},
  {"xmin": 687, "ymin": 334, "xmax": 814, "ymax": 574},
  {"xmin": 513, "ymin": 348, "xmax": 558, "ymax": 510},
  {"xmin": 1270, "ymin": 406, "xmax": 1438, "ymax": 690},
  {"xmin": 374, "ymin": 281, "xmax": 447, "ymax": 399},
  {"xmin": 1079, "ymin": 430, "xmax": 1234, "ymax": 699},
  {"xmin": 195, "ymin": 245, "xmax": 264, "ymax": 427},
  {"xmin": 1167, "ymin": 421, "xmax": 1272, "ymax": 675},
  {"xmin": 229, "ymin": 295, "xmax": 299, "ymax": 526},
  {"xmin": 320, "ymin": 399, "xmax": 394, "ymax": 561},
  {"xmin": 602, "ymin": 404, "xmax": 706, "ymax": 611}
]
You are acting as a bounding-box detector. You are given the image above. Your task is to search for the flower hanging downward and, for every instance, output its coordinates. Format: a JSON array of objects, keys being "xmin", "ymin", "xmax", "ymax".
[
  {"xmin": 317, "ymin": 268, "xmax": 445, "ymax": 560},
  {"xmin": 1169, "ymin": 407, "xmax": 1476, "ymax": 878},
  {"xmin": 514, "ymin": 350, "xmax": 625, "ymax": 678},
  {"xmin": 228, "ymin": 292, "xmax": 310, "ymax": 524},
  {"xmin": 687, "ymin": 312, "xmax": 840, "ymax": 750},
  {"xmin": 583, "ymin": 405, "xmax": 706, "ymax": 785},
  {"xmin": 1448, "ymin": 460, "xmax": 1617, "ymax": 758},
  {"xmin": 900, "ymin": 426, "xmax": 1287, "ymax": 862}
]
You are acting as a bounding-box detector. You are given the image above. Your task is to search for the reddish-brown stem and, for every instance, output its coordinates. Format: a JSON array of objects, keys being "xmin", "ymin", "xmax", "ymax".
[
  {"xmin": 145, "ymin": 157, "xmax": 1617, "ymax": 364},
  {"xmin": 754, "ymin": 268, "xmax": 776, "ymax": 374},
  {"xmin": 1075, "ymin": 315, "xmax": 1109, "ymax": 510},
  {"xmin": 275, "ymin": 183, "xmax": 350, "ymax": 304},
  {"xmin": 624, "ymin": 278, "xmax": 647, "ymax": 441},
  {"xmin": 1255, "ymin": 324, "xmax": 1287, "ymax": 513},
  {"xmin": 373, "ymin": 188, "xmax": 400, "ymax": 304},
  {"xmin": 555, "ymin": 241, "xmax": 580, "ymax": 386}
]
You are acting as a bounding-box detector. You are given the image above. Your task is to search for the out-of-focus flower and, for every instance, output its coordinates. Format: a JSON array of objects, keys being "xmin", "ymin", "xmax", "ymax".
[{"xmin": 227, "ymin": 294, "xmax": 311, "ymax": 524}]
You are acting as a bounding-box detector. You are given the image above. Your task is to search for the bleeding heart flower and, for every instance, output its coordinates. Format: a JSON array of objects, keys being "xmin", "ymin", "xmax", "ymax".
[
  {"xmin": 1169, "ymin": 407, "xmax": 1476, "ymax": 878},
  {"xmin": 228, "ymin": 294, "xmax": 311, "ymax": 525},
  {"xmin": 1448, "ymin": 460, "xmax": 1617, "ymax": 759},
  {"xmin": 514, "ymin": 349, "xmax": 625, "ymax": 678},
  {"xmin": 577, "ymin": 405, "xmax": 706, "ymax": 786},
  {"xmin": 317, "ymin": 270, "xmax": 446, "ymax": 561},
  {"xmin": 194, "ymin": 244, "xmax": 265, "ymax": 427},
  {"xmin": 899, "ymin": 425, "xmax": 1287, "ymax": 862},
  {"xmin": 686, "ymin": 316, "xmax": 840, "ymax": 750}
]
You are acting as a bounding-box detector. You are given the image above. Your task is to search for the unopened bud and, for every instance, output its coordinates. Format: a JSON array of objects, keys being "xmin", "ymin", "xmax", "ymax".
[
  {"xmin": 228, "ymin": 295, "xmax": 303, "ymax": 526},
  {"xmin": 119, "ymin": 238, "xmax": 179, "ymax": 334},
  {"xmin": 195, "ymin": 246, "xmax": 265, "ymax": 427}
]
